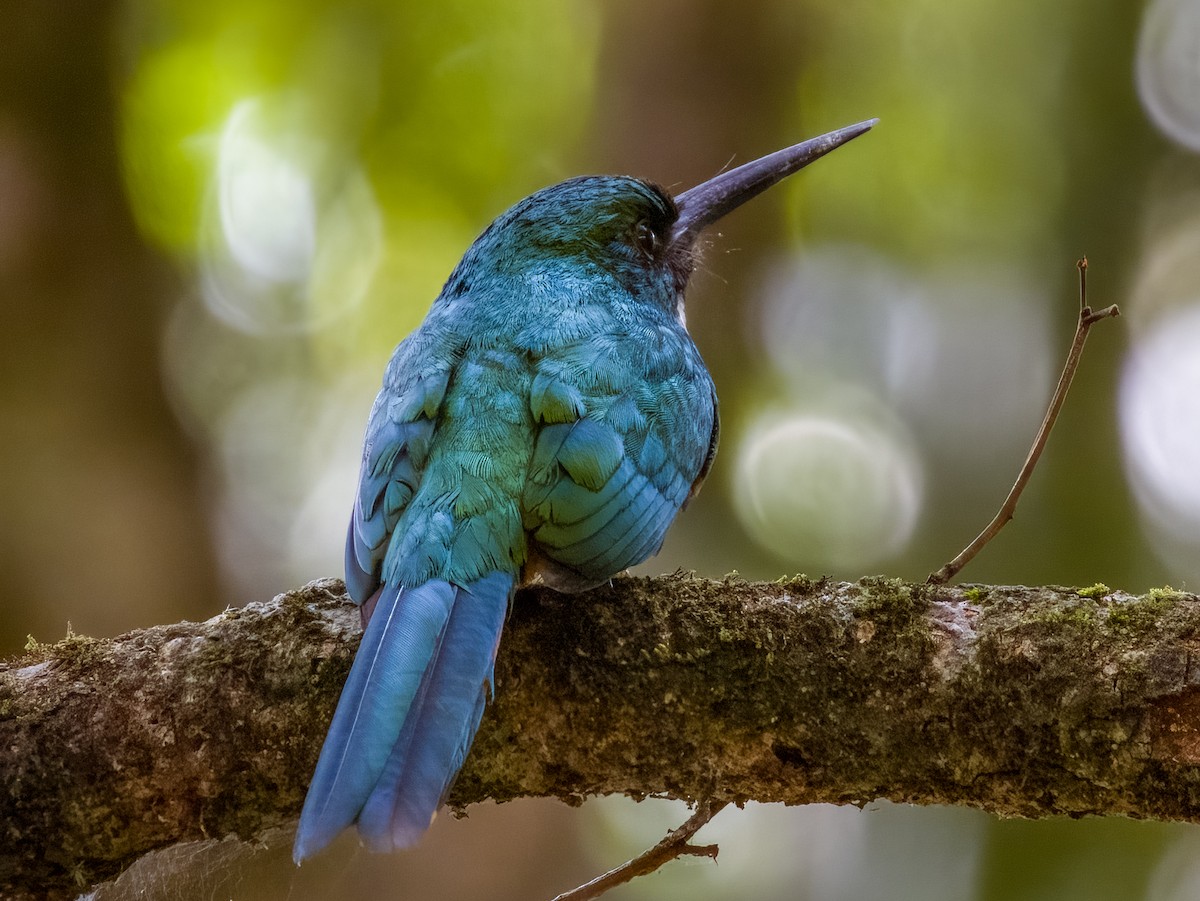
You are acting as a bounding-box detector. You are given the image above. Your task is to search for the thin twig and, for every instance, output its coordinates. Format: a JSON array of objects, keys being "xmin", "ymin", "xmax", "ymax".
[
  {"xmin": 550, "ymin": 800, "xmax": 729, "ymax": 901},
  {"xmin": 927, "ymin": 257, "xmax": 1119, "ymax": 585}
]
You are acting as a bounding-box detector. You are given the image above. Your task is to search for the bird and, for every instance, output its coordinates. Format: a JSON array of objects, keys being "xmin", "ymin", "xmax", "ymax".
[{"xmin": 292, "ymin": 118, "xmax": 877, "ymax": 862}]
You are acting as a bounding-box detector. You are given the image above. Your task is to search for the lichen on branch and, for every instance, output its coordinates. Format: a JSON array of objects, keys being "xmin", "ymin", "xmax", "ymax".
[{"xmin": 4, "ymin": 576, "xmax": 1200, "ymax": 899}]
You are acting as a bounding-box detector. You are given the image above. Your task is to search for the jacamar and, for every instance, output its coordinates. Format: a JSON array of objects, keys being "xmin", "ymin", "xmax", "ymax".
[{"xmin": 293, "ymin": 118, "xmax": 877, "ymax": 860}]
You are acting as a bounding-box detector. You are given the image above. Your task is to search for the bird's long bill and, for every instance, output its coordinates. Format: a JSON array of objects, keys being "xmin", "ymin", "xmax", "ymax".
[{"xmin": 671, "ymin": 118, "xmax": 878, "ymax": 244}]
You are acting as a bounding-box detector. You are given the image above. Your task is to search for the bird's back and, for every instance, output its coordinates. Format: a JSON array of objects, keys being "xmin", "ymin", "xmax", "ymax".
[{"xmin": 348, "ymin": 258, "xmax": 716, "ymax": 600}]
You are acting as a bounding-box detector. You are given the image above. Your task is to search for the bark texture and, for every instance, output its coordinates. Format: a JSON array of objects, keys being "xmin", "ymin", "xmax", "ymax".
[{"xmin": 4, "ymin": 575, "xmax": 1200, "ymax": 899}]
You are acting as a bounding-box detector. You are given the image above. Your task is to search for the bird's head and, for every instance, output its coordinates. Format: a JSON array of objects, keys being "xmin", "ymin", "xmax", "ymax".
[
  {"xmin": 445, "ymin": 119, "xmax": 878, "ymax": 321},
  {"xmin": 467, "ymin": 176, "xmax": 687, "ymax": 308}
]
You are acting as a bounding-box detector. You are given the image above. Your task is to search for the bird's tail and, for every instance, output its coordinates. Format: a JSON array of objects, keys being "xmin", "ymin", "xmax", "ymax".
[{"xmin": 293, "ymin": 571, "xmax": 512, "ymax": 862}]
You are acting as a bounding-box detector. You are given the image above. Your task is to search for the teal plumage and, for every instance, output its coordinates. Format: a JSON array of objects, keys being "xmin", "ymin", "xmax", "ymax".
[{"xmin": 294, "ymin": 121, "xmax": 876, "ymax": 861}]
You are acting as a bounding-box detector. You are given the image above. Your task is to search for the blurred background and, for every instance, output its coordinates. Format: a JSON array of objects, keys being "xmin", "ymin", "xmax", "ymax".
[{"xmin": 5, "ymin": 0, "xmax": 1200, "ymax": 897}]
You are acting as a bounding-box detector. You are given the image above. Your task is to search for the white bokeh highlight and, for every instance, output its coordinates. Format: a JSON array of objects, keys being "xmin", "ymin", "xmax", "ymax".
[
  {"xmin": 1120, "ymin": 303, "xmax": 1200, "ymax": 563},
  {"xmin": 1146, "ymin": 828, "xmax": 1200, "ymax": 901},
  {"xmin": 1121, "ymin": 164, "xmax": 1200, "ymax": 580},
  {"xmin": 212, "ymin": 374, "xmax": 373, "ymax": 602},
  {"xmin": 734, "ymin": 396, "xmax": 923, "ymax": 570},
  {"xmin": 1137, "ymin": 0, "xmax": 1200, "ymax": 153},
  {"xmin": 735, "ymin": 245, "xmax": 1056, "ymax": 569},
  {"xmin": 217, "ymin": 101, "xmax": 317, "ymax": 283},
  {"xmin": 200, "ymin": 97, "xmax": 382, "ymax": 335},
  {"xmin": 755, "ymin": 246, "xmax": 1054, "ymax": 467}
]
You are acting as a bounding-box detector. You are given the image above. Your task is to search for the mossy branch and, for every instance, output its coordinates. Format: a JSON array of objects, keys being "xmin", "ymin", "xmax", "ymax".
[{"xmin": 5, "ymin": 576, "xmax": 1200, "ymax": 899}]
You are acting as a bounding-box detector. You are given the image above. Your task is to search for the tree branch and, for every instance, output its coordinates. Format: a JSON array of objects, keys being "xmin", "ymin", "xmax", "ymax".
[{"xmin": 5, "ymin": 576, "xmax": 1200, "ymax": 898}]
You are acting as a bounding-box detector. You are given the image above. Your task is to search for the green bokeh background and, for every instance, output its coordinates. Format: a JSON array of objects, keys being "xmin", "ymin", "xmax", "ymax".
[{"xmin": 5, "ymin": 0, "xmax": 1200, "ymax": 898}]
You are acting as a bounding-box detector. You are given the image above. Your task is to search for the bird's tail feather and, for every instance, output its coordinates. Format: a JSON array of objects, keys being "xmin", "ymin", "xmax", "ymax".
[
  {"xmin": 358, "ymin": 570, "xmax": 510, "ymax": 849},
  {"xmin": 292, "ymin": 572, "xmax": 511, "ymax": 862}
]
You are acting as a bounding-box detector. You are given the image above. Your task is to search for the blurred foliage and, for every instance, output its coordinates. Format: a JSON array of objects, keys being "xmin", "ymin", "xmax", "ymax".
[{"xmin": 6, "ymin": 0, "xmax": 1200, "ymax": 897}]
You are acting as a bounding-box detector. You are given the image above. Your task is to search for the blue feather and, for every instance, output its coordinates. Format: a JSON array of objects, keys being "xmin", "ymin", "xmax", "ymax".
[
  {"xmin": 293, "ymin": 575, "xmax": 511, "ymax": 861},
  {"xmin": 293, "ymin": 580, "xmax": 456, "ymax": 862},
  {"xmin": 357, "ymin": 572, "xmax": 511, "ymax": 850}
]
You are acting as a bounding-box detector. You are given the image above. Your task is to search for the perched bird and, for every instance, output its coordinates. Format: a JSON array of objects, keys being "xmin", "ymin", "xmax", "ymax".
[{"xmin": 293, "ymin": 119, "xmax": 877, "ymax": 861}]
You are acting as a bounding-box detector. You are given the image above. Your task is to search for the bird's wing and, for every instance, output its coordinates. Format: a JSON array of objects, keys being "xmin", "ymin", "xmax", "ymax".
[
  {"xmin": 345, "ymin": 334, "xmax": 455, "ymax": 606},
  {"xmin": 520, "ymin": 322, "xmax": 716, "ymax": 586},
  {"xmin": 687, "ymin": 384, "xmax": 720, "ymax": 506}
]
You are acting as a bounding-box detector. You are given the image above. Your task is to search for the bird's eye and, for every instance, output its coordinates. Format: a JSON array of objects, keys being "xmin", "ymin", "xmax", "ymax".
[{"xmin": 635, "ymin": 220, "xmax": 661, "ymax": 257}]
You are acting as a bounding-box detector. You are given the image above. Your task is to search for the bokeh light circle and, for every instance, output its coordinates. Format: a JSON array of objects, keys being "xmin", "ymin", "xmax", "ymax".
[
  {"xmin": 734, "ymin": 400, "xmax": 923, "ymax": 569},
  {"xmin": 1120, "ymin": 302, "xmax": 1200, "ymax": 540},
  {"xmin": 199, "ymin": 97, "xmax": 382, "ymax": 335},
  {"xmin": 1137, "ymin": 0, "xmax": 1200, "ymax": 152},
  {"xmin": 755, "ymin": 247, "xmax": 1053, "ymax": 469}
]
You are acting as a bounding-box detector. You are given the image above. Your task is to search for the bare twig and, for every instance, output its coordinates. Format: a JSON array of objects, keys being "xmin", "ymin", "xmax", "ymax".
[
  {"xmin": 550, "ymin": 800, "xmax": 729, "ymax": 901},
  {"xmin": 927, "ymin": 257, "xmax": 1120, "ymax": 585}
]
